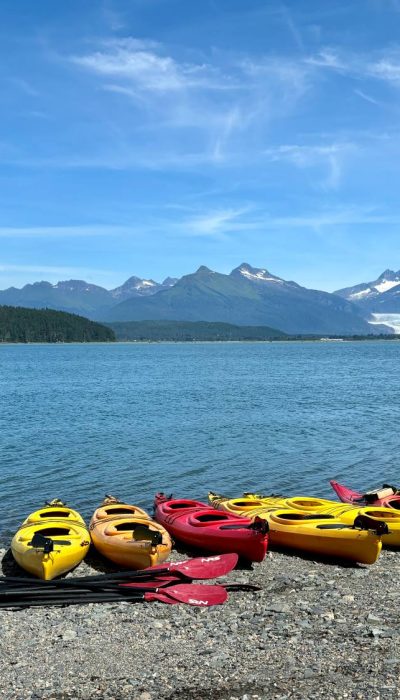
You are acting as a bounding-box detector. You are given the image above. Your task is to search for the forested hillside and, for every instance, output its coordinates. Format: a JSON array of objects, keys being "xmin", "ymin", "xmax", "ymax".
[
  {"xmin": 0, "ymin": 306, "xmax": 115, "ymax": 343},
  {"xmin": 108, "ymin": 320, "xmax": 287, "ymax": 341}
]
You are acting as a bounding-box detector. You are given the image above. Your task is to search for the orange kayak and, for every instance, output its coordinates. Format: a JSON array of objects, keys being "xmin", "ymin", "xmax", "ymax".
[{"xmin": 90, "ymin": 496, "xmax": 172, "ymax": 569}]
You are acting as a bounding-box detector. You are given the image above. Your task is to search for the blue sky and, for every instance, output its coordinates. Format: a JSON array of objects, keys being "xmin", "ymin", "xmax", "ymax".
[{"xmin": 1, "ymin": 0, "xmax": 400, "ymax": 291}]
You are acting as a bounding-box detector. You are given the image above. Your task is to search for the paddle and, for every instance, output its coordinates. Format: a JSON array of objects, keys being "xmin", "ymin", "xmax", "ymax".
[
  {"xmin": 0, "ymin": 575, "xmax": 184, "ymax": 596},
  {"xmin": 0, "ymin": 583, "xmax": 228, "ymax": 608},
  {"xmin": 0, "ymin": 578, "xmax": 259, "ymax": 598},
  {"xmin": 0, "ymin": 553, "xmax": 239, "ymax": 587}
]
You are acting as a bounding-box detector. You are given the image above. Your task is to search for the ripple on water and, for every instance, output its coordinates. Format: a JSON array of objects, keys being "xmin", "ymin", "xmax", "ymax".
[{"xmin": 1, "ymin": 341, "xmax": 400, "ymax": 540}]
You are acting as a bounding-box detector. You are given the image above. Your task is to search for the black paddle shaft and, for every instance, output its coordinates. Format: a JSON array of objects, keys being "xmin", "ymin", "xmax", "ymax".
[{"xmin": 0, "ymin": 592, "xmax": 146, "ymax": 608}]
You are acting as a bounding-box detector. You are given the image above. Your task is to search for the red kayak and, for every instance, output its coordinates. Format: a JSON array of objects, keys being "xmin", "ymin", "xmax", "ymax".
[
  {"xmin": 154, "ymin": 494, "xmax": 269, "ymax": 562},
  {"xmin": 330, "ymin": 480, "xmax": 400, "ymax": 509}
]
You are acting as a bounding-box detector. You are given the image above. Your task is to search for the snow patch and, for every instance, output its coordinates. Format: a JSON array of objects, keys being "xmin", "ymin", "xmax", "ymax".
[
  {"xmin": 239, "ymin": 267, "xmax": 283, "ymax": 283},
  {"xmin": 139, "ymin": 280, "xmax": 156, "ymax": 287},
  {"xmin": 350, "ymin": 287, "xmax": 371, "ymax": 299},
  {"xmin": 373, "ymin": 279, "xmax": 400, "ymax": 294}
]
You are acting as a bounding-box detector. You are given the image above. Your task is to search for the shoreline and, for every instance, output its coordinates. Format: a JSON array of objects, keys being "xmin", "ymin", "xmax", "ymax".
[
  {"xmin": 1, "ymin": 545, "xmax": 399, "ymax": 699},
  {"xmin": 1, "ymin": 337, "xmax": 400, "ymax": 346}
]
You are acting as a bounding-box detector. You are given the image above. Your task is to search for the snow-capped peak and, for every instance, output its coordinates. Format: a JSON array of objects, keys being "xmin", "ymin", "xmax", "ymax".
[
  {"xmin": 348, "ymin": 275, "xmax": 400, "ymax": 300},
  {"xmin": 232, "ymin": 263, "xmax": 283, "ymax": 283}
]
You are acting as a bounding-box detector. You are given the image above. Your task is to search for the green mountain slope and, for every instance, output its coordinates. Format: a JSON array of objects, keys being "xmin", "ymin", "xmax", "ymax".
[
  {"xmin": 103, "ymin": 265, "xmax": 379, "ymax": 335},
  {"xmin": 108, "ymin": 320, "xmax": 287, "ymax": 341}
]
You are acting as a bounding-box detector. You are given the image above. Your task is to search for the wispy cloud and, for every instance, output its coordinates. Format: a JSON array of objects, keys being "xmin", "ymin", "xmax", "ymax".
[
  {"xmin": 0, "ymin": 225, "xmax": 133, "ymax": 238},
  {"xmin": 279, "ymin": 3, "xmax": 305, "ymax": 52},
  {"xmin": 305, "ymin": 48, "xmax": 347, "ymax": 71},
  {"xmin": 71, "ymin": 39, "xmax": 233, "ymax": 92},
  {"xmin": 354, "ymin": 88, "xmax": 380, "ymax": 105},
  {"xmin": 181, "ymin": 207, "xmax": 251, "ymax": 236},
  {"xmin": 0, "ymin": 264, "xmax": 112, "ymax": 277},
  {"xmin": 306, "ymin": 45, "xmax": 400, "ymax": 88},
  {"xmin": 264, "ymin": 142, "xmax": 356, "ymax": 188},
  {"xmin": 260, "ymin": 209, "xmax": 400, "ymax": 228},
  {"xmin": 179, "ymin": 205, "xmax": 400, "ymax": 237},
  {"xmin": 368, "ymin": 57, "xmax": 400, "ymax": 82},
  {"xmin": 68, "ymin": 39, "xmax": 313, "ymax": 169},
  {"xmin": 8, "ymin": 77, "xmax": 40, "ymax": 97}
]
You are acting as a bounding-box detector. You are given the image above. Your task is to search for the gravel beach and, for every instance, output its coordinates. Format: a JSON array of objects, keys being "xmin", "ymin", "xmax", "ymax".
[{"xmin": 0, "ymin": 545, "xmax": 399, "ymax": 700}]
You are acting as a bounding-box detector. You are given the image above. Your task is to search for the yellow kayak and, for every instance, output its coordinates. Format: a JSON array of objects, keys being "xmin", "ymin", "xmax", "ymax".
[
  {"xmin": 90, "ymin": 496, "xmax": 172, "ymax": 569},
  {"xmin": 219, "ymin": 492, "xmax": 400, "ymax": 548},
  {"xmin": 208, "ymin": 493, "xmax": 385, "ymax": 564},
  {"xmin": 11, "ymin": 500, "xmax": 90, "ymax": 580}
]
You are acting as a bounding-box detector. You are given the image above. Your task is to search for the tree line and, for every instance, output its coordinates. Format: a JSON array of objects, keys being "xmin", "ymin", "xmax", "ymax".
[{"xmin": 0, "ymin": 306, "xmax": 115, "ymax": 343}]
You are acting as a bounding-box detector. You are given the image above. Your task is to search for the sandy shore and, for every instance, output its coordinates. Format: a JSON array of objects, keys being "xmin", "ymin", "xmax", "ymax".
[{"xmin": 1, "ymin": 545, "xmax": 399, "ymax": 700}]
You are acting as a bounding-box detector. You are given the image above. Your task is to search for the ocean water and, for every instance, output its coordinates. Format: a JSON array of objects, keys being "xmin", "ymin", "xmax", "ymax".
[{"xmin": 1, "ymin": 341, "xmax": 399, "ymax": 541}]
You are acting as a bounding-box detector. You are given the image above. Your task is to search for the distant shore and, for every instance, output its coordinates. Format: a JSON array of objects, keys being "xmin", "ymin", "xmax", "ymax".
[{"xmin": 1, "ymin": 337, "xmax": 400, "ymax": 345}]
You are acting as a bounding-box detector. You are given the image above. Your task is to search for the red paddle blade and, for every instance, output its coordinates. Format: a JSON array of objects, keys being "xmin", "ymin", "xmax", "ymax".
[
  {"xmin": 145, "ymin": 553, "xmax": 239, "ymax": 580},
  {"xmin": 144, "ymin": 591, "xmax": 180, "ymax": 604},
  {"xmin": 145, "ymin": 583, "xmax": 228, "ymax": 606}
]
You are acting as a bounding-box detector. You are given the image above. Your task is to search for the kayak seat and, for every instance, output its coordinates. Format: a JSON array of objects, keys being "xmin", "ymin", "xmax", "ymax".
[
  {"xmin": 28, "ymin": 532, "xmax": 73, "ymax": 553},
  {"xmin": 275, "ymin": 513, "xmax": 335, "ymax": 521},
  {"xmin": 316, "ymin": 524, "xmax": 349, "ymax": 530},
  {"xmin": 387, "ymin": 500, "xmax": 400, "ymax": 510},
  {"xmin": 103, "ymin": 507, "xmax": 142, "ymax": 515},
  {"xmin": 231, "ymin": 501, "xmax": 263, "ymax": 508},
  {"xmin": 195, "ymin": 514, "xmax": 229, "ymax": 522},
  {"xmin": 28, "ymin": 538, "xmax": 72, "ymax": 547},
  {"xmin": 104, "ymin": 522, "xmax": 162, "ymax": 542},
  {"xmin": 188, "ymin": 512, "xmax": 240, "ymax": 527},
  {"xmin": 105, "ymin": 523, "xmax": 135, "ymax": 535},
  {"xmin": 167, "ymin": 501, "xmax": 203, "ymax": 510},
  {"xmin": 96, "ymin": 505, "xmax": 148, "ymax": 520},
  {"xmin": 31, "ymin": 527, "xmax": 72, "ymax": 536}
]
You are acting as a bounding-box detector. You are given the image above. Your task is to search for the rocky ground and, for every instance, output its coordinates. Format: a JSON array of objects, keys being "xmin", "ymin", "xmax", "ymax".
[{"xmin": 0, "ymin": 545, "xmax": 399, "ymax": 700}]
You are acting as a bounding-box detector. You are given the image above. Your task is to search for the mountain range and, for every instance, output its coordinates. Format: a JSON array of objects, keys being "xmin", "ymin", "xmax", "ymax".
[
  {"xmin": 0, "ymin": 276, "xmax": 177, "ymax": 318},
  {"xmin": 335, "ymin": 269, "xmax": 400, "ymax": 313},
  {"xmin": 0, "ymin": 263, "xmax": 392, "ymax": 335},
  {"xmin": 335, "ymin": 269, "xmax": 400, "ymax": 333}
]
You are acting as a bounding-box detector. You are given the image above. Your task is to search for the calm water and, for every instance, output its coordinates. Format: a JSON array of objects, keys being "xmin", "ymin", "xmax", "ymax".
[{"xmin": 1, "ymin": 341, "xmax": 399, "ymax": 541}]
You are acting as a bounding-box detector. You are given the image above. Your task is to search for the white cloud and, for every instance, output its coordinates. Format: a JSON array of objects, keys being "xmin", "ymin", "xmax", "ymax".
[
  {"xmin": 69, "ymin": 39, "xmax": 314, "ymax": 169},
  {"xmin": 71, "ymin": 39, "xmax": 232, "ymax": 93},
  {"xmin": 279, "ymin": 2, "xmax": 305, "ymax": 52},
  {"xmin": 0, "ymin": 225, "xmax": 132, "ymax": 238},
  {"xmin": 182, "ymin": 206, "xmax": 400, "ymax": 236},
  {"xmin": 182, "ymin": 207, "xmax": 251, "ymax": 236},
  {"xmin": 305, "ymin": 45, "xmax": 400, "ymax": 88},
  {"xmin": 0, "ymin": 264, "xmax": 112, "ymax": 277},
  {"xmin": 354, "ymin": 88, "xmax": 380, "ymax": 105},
  {"xmin": 368, "ymin": 58, "xmax": 400, "ymax": 82},
  {"xmin": 264, "ymin": 142, "xmax": 356, "ymax": 188},
  {"xmin": 8, "ymin": 77, "xmax": 40, "ymax": 97},
  {"xmin": 305, "ymin": 49, "xmax": 346, "ymax": 70},
  {"xmin": 261, "ymin": 209, "xmax": 400, "ymax": 228}
]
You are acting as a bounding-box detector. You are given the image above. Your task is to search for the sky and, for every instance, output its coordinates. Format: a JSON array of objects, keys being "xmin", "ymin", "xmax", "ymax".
[{"xmin": 1, "ymin": 0, "xmax": 400, "ymax": 292}]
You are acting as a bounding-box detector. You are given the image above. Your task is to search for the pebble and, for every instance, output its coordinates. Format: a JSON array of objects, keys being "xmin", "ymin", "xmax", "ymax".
[{"xmin": 0, "ymin": 547, "xmax": 398, "ymax": 699}]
